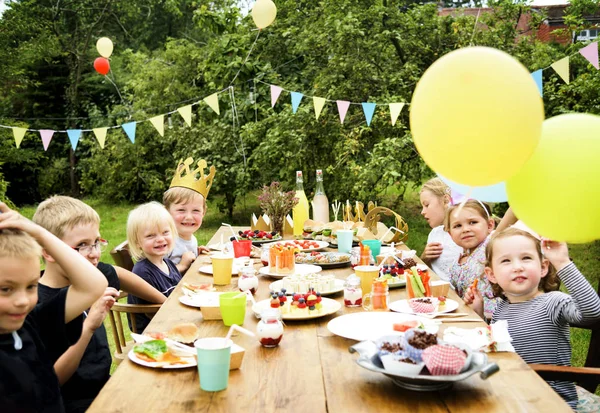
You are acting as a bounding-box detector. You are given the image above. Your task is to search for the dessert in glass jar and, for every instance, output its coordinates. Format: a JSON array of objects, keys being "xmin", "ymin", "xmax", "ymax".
[
  {"xmin": 343, "ymin": 274, "xmax": 362, "ymax": 307},
  {"xmin": 256, "ymin": 308, "xmax": 284, "ymax": 347},
  {"xmin": 238, "ymin": 264, "xmax": 259, "ymax": 295}
]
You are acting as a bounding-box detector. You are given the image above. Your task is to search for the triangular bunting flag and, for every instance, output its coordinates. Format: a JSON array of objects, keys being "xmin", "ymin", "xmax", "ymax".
[
  {"xmin": 203, "ymin": 93, "xmax": 220, "ymax": 115},
  {"xmin": 313, "ymin": 97, "xmax": 326, "ymax": 120},
  {"xmin": 66, "ymin": 129, "xmax": 82, "ymax": 151},
  {"xmin": 531, "ymin": 70, "xmax": 543, "ymax": 97},
  {"xmin": 93, "ymin": 127, "xmax": 108, "ymax": 149},
  {"xmin": 362, "ymin": 102, "xmax": 376, "ymax": 126},
  {"xmin": 12, "ymin": 127, "xmax": 27, "ymax": 148},
  {"xmin": 551, "ymin": 56, "xmax": 570, "ymax": 84},
  {"xmin": 389, "ymin": 103, "xmax": 405, "ymax": 126},
  {"xmin": 177, "ymin": 105, "xmax": 193, "ymax": 127},
  {"xmin": 291, "ymin": 92, "xmax": 303, "ymax": 113},
  {"xmin": 579, "ymin": 42, "xmax": 599, "ymax": 69},
  {"xmin": 149, "ymin": 115, "xmax": 165, "ymax": 137},
  {"xmin": 39, "ymin": 129, "xmax": 54, "ymax": 151},
  {"xmin": 122, "ymin": 122, "xmax": 137, "ymax": 144},
  {"xmin": 270, "ymin": 85, "xmax": 283, "ymax": 108},
  {"xmin": 337, "ymin": 101, "xmax": 350, "ymax": 124}
]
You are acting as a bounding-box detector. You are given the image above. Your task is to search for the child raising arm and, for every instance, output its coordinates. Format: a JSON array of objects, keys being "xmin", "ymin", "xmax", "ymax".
[{"xmin": 466, "ymin": 228, "xmax": 600, "ymax": 409}]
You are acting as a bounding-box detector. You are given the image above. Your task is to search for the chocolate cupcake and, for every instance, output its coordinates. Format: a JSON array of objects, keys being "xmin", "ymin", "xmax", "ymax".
[{"xmin": 401, "ymin": 328, "xmax": 438, "ymax": 362}]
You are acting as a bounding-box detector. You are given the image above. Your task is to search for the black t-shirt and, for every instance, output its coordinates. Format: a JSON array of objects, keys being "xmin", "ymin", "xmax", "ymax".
[
  {"xmin": 37, "ymin": 262, "xmax": 120, "ymax": 413},
  {"xmin": 0, "ymin": 288, "xmax": 75, "ymax": 413}
]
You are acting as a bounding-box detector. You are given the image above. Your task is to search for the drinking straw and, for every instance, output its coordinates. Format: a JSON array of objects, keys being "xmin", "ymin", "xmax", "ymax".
[
  {"xmin": 225, "ymin": 324, "xmax": 256, "ymax": 341},
  {"xmin": 222, "ymin": 223, "xmax": 239, "ymax": 241},
  {"xmin": 378, "ymin": 226, "xmax": 405, "ymax": 242}
]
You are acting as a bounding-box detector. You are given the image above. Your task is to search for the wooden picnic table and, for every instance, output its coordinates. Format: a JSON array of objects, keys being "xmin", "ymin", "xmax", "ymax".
[{"xmin": 88, "ymin": 226, "xmax": 571, "ymax": 412}]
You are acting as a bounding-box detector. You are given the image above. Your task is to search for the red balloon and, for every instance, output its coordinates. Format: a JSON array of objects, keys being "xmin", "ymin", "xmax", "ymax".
[{"xmin": 93, "ymin": 57, "xmax": 110, "ymax": 76}]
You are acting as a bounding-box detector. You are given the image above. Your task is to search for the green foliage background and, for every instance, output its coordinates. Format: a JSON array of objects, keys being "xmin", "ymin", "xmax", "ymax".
[{"xmin": 0, "ymin": 0, "xmax": 599, "ymax": 215}]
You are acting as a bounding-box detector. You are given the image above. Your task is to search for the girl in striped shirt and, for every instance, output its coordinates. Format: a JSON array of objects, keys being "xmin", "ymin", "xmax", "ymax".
[{"xmin": 466, "ymin": 228, "xmax": 600, "ymax": 409}]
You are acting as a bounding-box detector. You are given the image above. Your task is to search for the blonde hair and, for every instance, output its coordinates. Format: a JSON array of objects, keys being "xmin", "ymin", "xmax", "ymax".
[
  {"xmin": 32, "ymin": 196, "xmax": 100, "ymax": 239},
  {"xmin": 444, "ymin": 199, "xmax": 493, "ymax": 232},
  {"xmin": 0, "ymin": 229, "xmax": 42, "ymax": 260},
  {"xmin": 486, "ymin": 228, "xmax": 560, "ymax": 298},
  {"xmin": 420, "ymin": 177, "xmax": 451, "ymax": 199},
  {"xmin": 127, "ymin": 202, "xmax": 178, "ymax": 261},
  {"xmin": 163, "ymin": 187, "xmax": 206, "ymax": 212}
]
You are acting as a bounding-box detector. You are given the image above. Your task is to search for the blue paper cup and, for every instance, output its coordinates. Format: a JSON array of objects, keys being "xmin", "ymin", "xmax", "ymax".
[
  {"xmin": 195, "ymin": 337, "xmax": 232, "ymax": 392},
  {"xmin": 361, "ymin": 239, "xmax": 382, "ymax": 260},
  {"xmin": 336, "ymin": 230, "xmax": 354, "ymax": 253}
]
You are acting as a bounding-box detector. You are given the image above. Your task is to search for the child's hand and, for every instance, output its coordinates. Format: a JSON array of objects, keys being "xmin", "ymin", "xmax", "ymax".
[
  {"xmin": 463, "ymin": 283, "xmax": 484, "ymax": 319},
  {"xmin": 422, "ymin": 242, "xmax": 443, "ymax": 260},
  {"xmin": 198, "ymin": 245, "xmax": 210, "ymax": 255},
  {"xmin": 542, "ymin": 239, "xmax": 570, "ymax": 272},
  {"xmin": 83, "ymin": 287, "xmax": 119, "ymax": 332},
  {"xmin": 0, "ymin": 203, "xmax": 43, "ymax": 238},
  {"xmin": 181, "ymin": 251, "xmax": 196, "ymax": 268}
]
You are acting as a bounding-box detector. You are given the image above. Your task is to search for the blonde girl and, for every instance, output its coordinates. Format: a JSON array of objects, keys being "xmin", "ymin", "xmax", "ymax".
[
  {"xmin": 445, "ymin": 199, "xmax": 498, "ymax": 315},
  {"xmin": 419, "ymin": 178, "xmax": 462, "ymax": 282},
  {"xmin": 126, "ymin": 202, "xmax": 182, "ymax": 332},
  {"xmin": 466, "ymin": 228, "xmax": 600, "ymax": 409}
]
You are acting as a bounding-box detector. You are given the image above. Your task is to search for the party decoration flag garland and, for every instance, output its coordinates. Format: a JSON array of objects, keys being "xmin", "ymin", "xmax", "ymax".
[
  {"xmin": 39, "ymin": 130, "xmax": 54, "ymax": 151},
  {"xmin": 177, "ymin": 105, "xmax": 193, "ymax": 127},
  {"xmin": 121, "ymin": 122, "xmax": 137, "ymax": 144},
  {"xmin": 551, "ymin": 56, "xmax": 570, "ymax": 84},
  {"xmin": 361, "ymin": 103, "xmax": 376, "ymax": 126},
  {"xmin": 291, "ymin": 92, "xmax": 304, "ymax": 113},
  {"xmin": 337, "ymin": 101, "xmax": 350, "ymax": 124},
  {"xmin": 270, "ymin": 85, "xmax": 283, "ymax": 107},
  {"xmin": 313, "ymin": 97, "xmax": 326, "ymax": 119},
  {"xmin": 531, "ymin": 70, "xmax": 543, "ymax": 97},
  {"xmin": 149, "ymin": 115, "xmax": 165, "ymax": 137},
  {"xmin": 66, "ymin": 129, "xmax": 81, "ymax": 151},
  {"xmin": 13, "ymin": 127, "xmax": 27, "ymax": 149},
  {"xmin": 93, "ymin": 128, "xmax": 108, "ymax": 149},
  {"xmin": 579, "ymin": 42, "xmax": 599, "ymax": 69},
  {"xmin": 203, "ymin": 93, "xmax": 220, "ymax": 115}
]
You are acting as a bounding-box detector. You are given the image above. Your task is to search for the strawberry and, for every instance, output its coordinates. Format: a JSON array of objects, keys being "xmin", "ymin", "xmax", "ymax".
[{"xmin": 266, "ymin": 233, "xmax": 273, "ymax": 239}]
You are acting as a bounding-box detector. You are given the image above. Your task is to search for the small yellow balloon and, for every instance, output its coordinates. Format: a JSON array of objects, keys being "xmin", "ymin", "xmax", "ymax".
[
  {"xmin": 410, "ymin": 47, "xmax": 544, "ymax": 187},
  {"xmin": 96, "ymin": 37, "xmax": 114, "ymax": 58},
  {"xmin": 507, "ymin": 114, "xmax": 600, "ymax": 243},
  {"xmin": 252, "ymin": 0, "xmax": 277, "ymax": 29}
]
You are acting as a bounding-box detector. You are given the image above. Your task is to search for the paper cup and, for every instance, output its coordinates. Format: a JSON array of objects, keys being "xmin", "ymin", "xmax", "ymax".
[
  {"xmin": 361, "ymin": 239, "xmax": 381, "ymax": 260},
  {"xmin": 195, "ymin": 337, "xmax": 232, "ymax": 391},
  {"xmin": 219, "ymin": 292, "xmax": 246, "ymax": 326},
  {"xmin": 337, "ymin": 229, "xmax": 354, "ymax": 253},
  {"xmin": 232, "ymin": 240, "xmax": 252, "ymax": 258},
  {"xmin": 211, "ymin": 255, "xmax": 234, "ymax": 285},
  {"xmin": 354, "ymin": 265, "xmax": 380, "ymax": 295}
]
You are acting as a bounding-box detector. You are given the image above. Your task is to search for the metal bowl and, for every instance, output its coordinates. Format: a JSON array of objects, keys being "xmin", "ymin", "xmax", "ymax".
[{"xmin": 349, "ymin": 340, "xmax": 499, "ymax": 391}]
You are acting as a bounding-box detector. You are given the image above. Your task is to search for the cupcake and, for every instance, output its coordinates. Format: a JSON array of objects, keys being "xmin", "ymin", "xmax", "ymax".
[
  {"xmin": 409, "ymin": 297, "xmax": 438, "ymax": 313},
  {"xmin": 401, "ymin": 328, "xmax": 438, "ymax": 362},
  {"xmin": 422, "ymin": 344, "xmax": 469, "ymax": 376}
]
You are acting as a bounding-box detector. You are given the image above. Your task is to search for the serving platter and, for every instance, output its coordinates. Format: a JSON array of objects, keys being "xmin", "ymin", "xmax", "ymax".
[
  {"xmin": 349, "ymin": 340, "xmax": 499, "ymax": 391},
  {"xmin": 252, "ymin": 297, "xmax": 341, "ymax": 320},
  {"xmin": 258, "ymin": 264, "xmax": 322, "ymax": 279},
  {"xmin": 270, "ymin": 240, "xmax": 329, "ymax": 252},
  {"xmin": 294, "ymin": 252, "xmax": 351, "ymax": 268},
  {"xmin": 389, "ymin": 298, "xmax": 460, "ymax": 315},
  {"xmin": 268, "ymin": 278, "xmax": 345, "ymax": 296},
  {"xmin": 327, "ymin": 312, "xmax": 440, "ymax": 342}
]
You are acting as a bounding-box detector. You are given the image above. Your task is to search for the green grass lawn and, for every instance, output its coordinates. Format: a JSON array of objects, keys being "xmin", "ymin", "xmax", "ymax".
[{"xmin": 19, "ymin": 191, "xmax": 600, "ymax": 377}]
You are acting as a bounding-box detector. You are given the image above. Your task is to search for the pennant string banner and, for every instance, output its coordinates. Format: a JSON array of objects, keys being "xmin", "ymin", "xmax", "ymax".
[{"xmin": 1, "ymin": 40, "xmax": 598, "ymax": 149}]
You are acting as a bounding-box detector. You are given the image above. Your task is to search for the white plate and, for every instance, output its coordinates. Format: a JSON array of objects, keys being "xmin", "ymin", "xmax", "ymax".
[
  {"xmin": 128, "ymin": 348, "xmax": 196, "ymax": 369},
  {"xmin": 327, "ymin": 312, "xmax": 439, "ymax": 341},
  {"xmin": 179, "ymin": 292, "xmax": 223, "ymax": 308},
  {"xmin": 389, "ymin": 298, "xmax": 460, "ymax": 315},
  {"xmin": 268, "ymin": 278, "xmax": 345, "ymax": 296},
  {"xmin": 258, "ymin": 264, "xmax": 322, "ymax": 279},
  {"xmin": 252, "ymin": 297, "xmax": 341, "ymax": 320},
  {"xmin": 295, "ymin": 252, "xmax": 351, "ymax": 267},
  {"xmin": 270, "ymin": 240, "xmax": 329, "ymax": 252},
  {"xmin": 198, "ymin": 264, "xmax": 241, "ymax": 276}
]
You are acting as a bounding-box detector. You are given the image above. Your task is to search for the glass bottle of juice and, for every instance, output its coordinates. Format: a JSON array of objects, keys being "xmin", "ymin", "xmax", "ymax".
[
  {"xmin": 293, "ymin": 171, "xmax": 309, "ymax": 236},
  {"xmin": 312, "ymin": 169, "xmax": 329, "ymax": 223}
]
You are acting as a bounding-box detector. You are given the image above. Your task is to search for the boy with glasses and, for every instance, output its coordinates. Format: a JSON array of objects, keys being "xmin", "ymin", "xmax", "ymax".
[{"xmin": 33, "ymin": 196, "xmax": 167, "ymax": 413}]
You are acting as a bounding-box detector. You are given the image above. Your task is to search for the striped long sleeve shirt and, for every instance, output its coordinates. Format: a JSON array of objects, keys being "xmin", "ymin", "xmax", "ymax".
[{"xmin": 492, "ymin": 262, "xmax": 600, "ymax": 410}]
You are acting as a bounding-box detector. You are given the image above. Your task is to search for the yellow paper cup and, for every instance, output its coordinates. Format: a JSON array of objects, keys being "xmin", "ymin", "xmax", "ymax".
[
  {"xmin": 211, "ymin": 256, "xmax": 234, "ymax": 285},
  {"xmin": 354, "ymin": 265, "xmax": 380, "ymax": 295}
]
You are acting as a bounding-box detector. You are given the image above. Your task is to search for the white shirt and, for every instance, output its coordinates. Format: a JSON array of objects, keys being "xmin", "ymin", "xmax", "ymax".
[
  {"xmin": 168, "ymin": 236, "xmax": 198, "ymax": 265},
  {"xmin": 426, "ymin": 225, "xmax": 462, "ymax": 282}
]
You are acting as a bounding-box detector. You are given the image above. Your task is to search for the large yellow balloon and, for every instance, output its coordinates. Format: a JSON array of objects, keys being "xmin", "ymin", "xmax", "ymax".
[
  {"xmin": 252, "ymin": 0, "xmax": 277, "ymax": 29},
  {"xmin": 410, "ymin": 47, "xmax": 544, "ymax": 187},
  {"xmin": 96, "ymin": 37, "xmax": 114, "ymax": 58},
  {"xmin": 507, "ymin": 114, "xmax": 600, "ymax": 243}
]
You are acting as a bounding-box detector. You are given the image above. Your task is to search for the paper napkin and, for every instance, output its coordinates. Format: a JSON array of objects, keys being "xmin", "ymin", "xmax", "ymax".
[{"xmin": 443, "ymin": 320, "xmax": 515, "ymax": 353}]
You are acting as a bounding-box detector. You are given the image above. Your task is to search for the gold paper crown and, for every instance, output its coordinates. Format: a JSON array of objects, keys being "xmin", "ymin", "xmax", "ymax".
[{"xmin": 169, "ymin": 157, "xmax": 216, "ymax": 199}]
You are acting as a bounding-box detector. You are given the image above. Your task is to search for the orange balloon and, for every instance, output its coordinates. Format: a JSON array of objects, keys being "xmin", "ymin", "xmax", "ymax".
[{"xmin": 93, "ymin": 57, "xmax": 110, "ymax": 76}]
